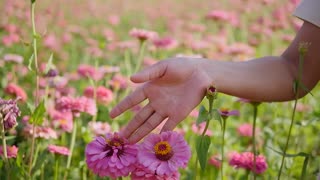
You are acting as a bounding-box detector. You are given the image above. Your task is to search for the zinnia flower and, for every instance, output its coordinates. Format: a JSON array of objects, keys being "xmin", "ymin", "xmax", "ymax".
[
  {"xmin": 84, "ymin": 86, "xmax": 113, "ymax": 105},
  {"xmin": 48, "ymin": 145, "xmax": 70, "ymax": 156},
  {"xmin": 131, "ymin": 164, "xmax": 180, "ymax": 180},
  {"xmin": 88, "ymin": 121, "xmax": 111, "ymax": 136},
  {"xmin": 23, "ymin": 125, "xmax": 58, "ymax": 139},
  {"xmin": 208, "ymin": 155, "xmax": 221, "ymax": 169},
  {"xmin": 138, "ymin": 131, "xmax": 191, "ymax": 176},
  {"xmin": 219, "ymin": 108, "xmax": 240, "ymax": 118},
  {"xmin": 4, "ymin": 83, "xmax": 27, "ymax": 102},
  {"xmin": 85, "ymin": 133, "xmax": 138, "ymax": 178},
  {"xmin": 55, "ymin": 96, "xmax": 97, "ymax": 117},
  {"xmin": 129, "ymin": 28, "xmax": 158, "ymax": 42},
  {"xmin": 229, "ymin": 151, "xmax": 268, "ymax": 174},
  {"xmin": 237, "ymin": 123, "xmax": 260, "ymax": 137},
  {"xmin": 0, "ymin": 98, "xmax": 20, "ymax": 130},
  {"xmin": 0, "ymin": 145, "xmax": 18, "ymax": 158},
  {"xmin": 3, "ymin": 54, "xmax": 23, "ymax": 64},
  {"xmin": 191, "ymin": 122, "xmax": 213, "ymax": 136}
]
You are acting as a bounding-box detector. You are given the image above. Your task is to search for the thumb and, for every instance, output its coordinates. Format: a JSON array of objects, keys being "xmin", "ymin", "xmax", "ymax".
[{"xmin": 130, "ymin": 61, "xmax": 167, "ymax": 83}]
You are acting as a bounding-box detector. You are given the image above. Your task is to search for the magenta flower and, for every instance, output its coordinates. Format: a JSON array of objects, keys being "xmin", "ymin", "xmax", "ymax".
[
  {"xmin": 229, "ymin": 152, "xmax": 268, "ymax": 174},
  {"xmin": 0, "ymin": 98, "xmax": 20, "ymax": 130},
  {"xmin": 4, "ymin": 83, "xmax": 27, "ymax": 102},
  {"xmin": 0, "ymin": 145, "xmax": 18, "ymax": 158},
  {"xmin": 131, "ymin": 164, "xmax": 180, "ymax": 180},
  {"xmin": 48, "ymin": 145, "xmax": 70, "ymax": 156},
  {"xmin": 219, "ymin": 108, "xmax": 240, "ymax": 118},
  {"xmin": 84, "ymin": 86, "xmax": 113, "ymax": 105},
  {"xmin": 138, "ymin": 131, "xmax": 191, "ymax": 176},
  {"xmin": 85, "ymin": 133, "xmax": 138, "ymax": 178}
]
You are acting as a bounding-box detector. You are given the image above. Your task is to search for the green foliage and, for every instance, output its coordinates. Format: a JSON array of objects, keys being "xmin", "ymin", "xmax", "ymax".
[
  {"xmin": 196, "ymin": 105, "xmax": 208, "ymax": 125},
  {"xmin": 28, "ymin": 101, "xmax": 46, "ymax": 126},
  {"xmin": 196, "ymin": 135, "xmax": 211, "ymax": 171}
]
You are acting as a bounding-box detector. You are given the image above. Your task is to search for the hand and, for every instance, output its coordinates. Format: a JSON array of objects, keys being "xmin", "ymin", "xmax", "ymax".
[{"xmin": 110, "ymin": 57, "xmax": 211, "ymax": 143}]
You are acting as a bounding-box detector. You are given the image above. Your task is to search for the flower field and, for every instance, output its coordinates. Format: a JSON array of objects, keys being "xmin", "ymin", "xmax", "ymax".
[{"xmin": 0, "ymin": 0, "xmax": 319, "ymax": 179}]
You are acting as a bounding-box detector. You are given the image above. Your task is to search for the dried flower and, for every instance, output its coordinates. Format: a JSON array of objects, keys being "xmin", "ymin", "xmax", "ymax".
[{"xmin": 0, "ymin": 98, "xmax": 20, "ymax": 130}]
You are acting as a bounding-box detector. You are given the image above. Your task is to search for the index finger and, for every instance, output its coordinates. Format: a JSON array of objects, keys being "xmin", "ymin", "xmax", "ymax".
[{"xmin": 109, "ymin": 86, "xmax": 147, "ymax": 118}]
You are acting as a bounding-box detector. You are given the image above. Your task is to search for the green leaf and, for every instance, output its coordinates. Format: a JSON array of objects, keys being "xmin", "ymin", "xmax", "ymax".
[
  {"xmin": 29, "ymin": 101, "xmax": 46, "ymax": 126},
  {"xmin": 268, "ymin": 147, "xmax": 310, "ymax": 158},
  {"xmin": 31, "ymin": 0, "xmax": 36, "ymax": 3},
  {"xmin": 300, "ymin": 155, "xmax": 309, "ymax": 180},
  {"xmin": 196, "ymin": 135, "xmax": 211, "ymax": 171},
  {"xmin": 196, "ymin": 105, "xmax": 208, "ymax": 125},
  {"xmin": 212, "ymin": 109, "xmax": 222, "ymax": 129},
  {"xmin": 44, "ymin": 53, "xmax": 54, "ymax": 74},
  {"xmin": 28, "ymin": 53, "xmax": 34, "ymax": 71}
]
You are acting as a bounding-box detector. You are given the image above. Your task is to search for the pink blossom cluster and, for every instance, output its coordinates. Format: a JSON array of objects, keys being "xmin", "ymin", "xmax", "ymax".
[
  {"xmin": 85, "ymin": 131, "xmax": 191, "ymax": 179},
  {"xmin": 229, "ymin": 151, "xmax": 268, "ymax": 174},
  {"xmin": 55, "ymin": 96, "xmax": 97, "ymax": 117}
]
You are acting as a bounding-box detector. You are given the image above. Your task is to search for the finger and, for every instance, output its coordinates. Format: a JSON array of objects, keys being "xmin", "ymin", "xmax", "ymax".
[
  {"xmin": 129, "ymin": 112, "xmax": 167, "ymax": 143},
  {"xmin": 120, "ymin": 103, "xmax": 154, "ymax": 138},
  {"xmin": 130, "ymin": 61, "xmax": 167, "ymax": 83},
  {"xmin": 109, "ymin": 87, "xmax": 146, "ymax": 118},
  {"xmin": 160, "ymin": 116, "xmax": 180, "ymax": 133}
]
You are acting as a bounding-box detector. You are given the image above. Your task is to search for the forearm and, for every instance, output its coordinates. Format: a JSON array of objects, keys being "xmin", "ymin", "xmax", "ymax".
[{"xmin": 201, "ymin": 56, "xmax": 298, "ymax": 102}]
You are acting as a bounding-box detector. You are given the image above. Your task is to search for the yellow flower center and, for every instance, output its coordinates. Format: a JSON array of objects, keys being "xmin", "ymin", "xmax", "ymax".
[
  {"xmin": 220, "ymin": 108, "xmax": 229, "ymax": 114},
  {"xmin": 154, "ymin": 141, "xmax": 173, "ymax": 161}
]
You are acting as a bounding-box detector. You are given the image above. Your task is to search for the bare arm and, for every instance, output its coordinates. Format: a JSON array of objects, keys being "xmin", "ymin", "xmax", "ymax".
[{"xmin": 204, "ymin": 21, "xmax": 320, "ymax": 102}]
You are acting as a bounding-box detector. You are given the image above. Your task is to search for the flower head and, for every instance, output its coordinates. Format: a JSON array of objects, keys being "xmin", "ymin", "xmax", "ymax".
[
  {"xmin": 191, "ymin": 122, "xmax": 213, "ymax": 136},
  {"xmin": 0, "ymin": 98, "xmax": 20, "ymax": 130},
  {"xmin": 55, "ymin": 96, "xmax": 97, "ymax": 117},
  {"xmin": 237, "ymin": 123, "xmax": 260, "ymax": 137},
  {"xmin": 88, "ymin": 121, "xmax": 111, "ymax": 136},
  {"xmin": 84, "ymin": 86, "xmax": 113, "ymax": 105},
  {"xmin": 138, "ymin": 131, "xmax": 191, "ymax": 176},
  {"xmin": 0, "ymin": 145, "xmax": 18, "ymax": 158},
  {"xmin": 131, "ymin": 164, "xmax": 180, "ymax": 180},
  {"xmin": 219, "ymin": 108, "xmax": 240, "ymax": 118},
  {"xmin": 152, "ymin": 37, "xmax": 178, "ymax": 50},
  {"xmin": 4, "ymin": 83, "xmax": 27, "ymax": 102},
  {"xmin": 3, "ymin": 54, "xmax": 23, "ymax": 64},
  {"xmin": 129, "ymin": 28, "xmax": 158, "ymax": 42},
  {"xmin": 229, "ymin": 151, "xmax": 268, "ymax": 174},
  {"xmin": 48, "ymin": 145, "xmax": 70, "ymax": 156},
  {"xmin": 85, "ymin": 133, "xmax": 138, "ymax": 178}
]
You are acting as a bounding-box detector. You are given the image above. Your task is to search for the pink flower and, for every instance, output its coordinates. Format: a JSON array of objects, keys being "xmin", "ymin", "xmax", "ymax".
[
  {"xmin": 152, "ymin": 37, "xmax": 178, "ymax": 50},
  {"xmin": 129, "ymin": 28, "xmax": 158, "ymax": 42},
  {"xmin": 84, "ymin": 86, "xmax": 113, "ymax": 105},
  {"xmin": 49, "ymin": 109, "xmax": 73, "ymax": 132},
  {"xmin": 109, "ymin": 74, "xmax": 128, "ymax": 90},
  {"xmin": 138, "ymin": 131, "xmax": 191, "ymax": 176},
  {"xmin": 43, "ymin": 34, "xmax": 60, "ymax": 51},
  {"xmin": 4, "ymin": 83, "xmax": 27, "ymax": 102},
  {"xmin": 191, "ymin": 122, "xmax": 213, "ymax": 136},
  {"xmin": 85, "ymin": 133, "xmax": 138, "ymax": 178},
  {"xmin": 208, "ymin": 155, "xmax": 221, "ymax": 169},
  {"xmin": 237, "ymin": 123, "xmax": 261, "ymax": 137},
  {"xmin": 88, "ymin": 121, "xmax": 111, "ymax": 136},
  {"xmin": 55, "ymin": 96, "xmax": 97, "ymax": 116},
  {"xmin": 0, "ymin": 145, "xmax": 18, "ymax": 158},
  {"xmin": 3, "ymin": 54, "xmax": 23, "ymax": 64},
  {"xmin": 131, "ymin": 164, "xmax": 180, "ymax": 180},
  {"xmin": 229, "ymin": 152, "xmax": 268, "ymax": 174},
  {"xmin": 219, "ymin": 108, "xmax": 240, "ymax": 118},
  {"xmin": 23, "ymin": 125, "xmax": 58, "ymax": 139},
  {"xmin": 206, "ymin": 10, "xmax": 230, "ymax": 22},
  {"xmin": 48, "ymin": 145, "xmax": 70, "ymax": 156},
  {"xmin": 108, "ymin": 15, "xmax": 120, "ymax": 26},
  {"xmin": 77, "ymin": 64, "xmax": 105, "ymax": 81},
  {"xmin": 2, "ymin": 33, "xmax": 20, "ymax": 47}
]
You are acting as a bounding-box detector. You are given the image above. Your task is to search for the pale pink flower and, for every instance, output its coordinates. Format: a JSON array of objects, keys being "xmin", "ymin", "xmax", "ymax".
[
  {"xmin": 23, "ymin": 125, "xmax": 58, "ymax": 139},
  {"xmin": 208, "ymin": 155, "xmax": 221, "ymax": 169},
  {"xmin": 43, "ymin": 34, "xmax": 60, "ymax": 51},
  {"xmin": 4, "ymin": 83, "xmax": 27, "ymax": 102},
  {"xmin": 2, "ymin": 33, "xmax": 20, "ymax": 47},
  {"xmin": 0, "ymin": 145, "xmax": 18, "ymax": 158},
  {"xmin": 84, "ymin": 86, "xmax": 113, "ymax": 105},
  {"xmin": 77, "ymin": 64, "xmax": 105, "ymax": 81},
  {"xmin": 3, "ymin": 54, "xmax": 23, "ymax": 64},
  {"xmin": 131, "ymin": 164, "xmax": 180, "ymax": 180},
  {"xmin": 109, "ymin": 74, "xmax": 128, "ymax": 90},
  {"xmin": 49, "ymin": 109, "xmax": 73, "ymax": 132},
  {"xmin": 88, "ymin": 121, "xmax": 111, "ymax": 136},
  {"xmin": 206, "ymin": 10, "xmax": 230, "ymax": 22},
  {"xmin": 48, "ymin": 145, "xmax": 70, "ymax": 156},
  {"xmin": 152, "ymin": 37, "xmax": 178, "ymax": 50},
  {"xmin": 55, "ymin": 96, "xmax": 97, "ymax": 117},
  {"xmin": 129, "ymin": 28, "xmax": 158, "ymax": 41},
  {"xmin": 237, "ymin": 123, "xmax": 261, "ymax": 137},
  {"xmin": 108, "ymin": 15, "xmax": 120, "ymax": 26}
]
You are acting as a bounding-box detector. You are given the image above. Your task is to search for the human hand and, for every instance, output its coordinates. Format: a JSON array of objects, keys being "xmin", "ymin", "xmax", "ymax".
[{"xmin": 110, "ymin": 57, "xmax": 211, "ymax": 143}]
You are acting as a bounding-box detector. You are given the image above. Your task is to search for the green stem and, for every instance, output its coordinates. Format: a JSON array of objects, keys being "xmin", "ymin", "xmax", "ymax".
[
  {"xmin": 221, "ymin": 117, "xmax": 227, "ymax": 180},
  {"xmin": 54, "ymin": 156, "xmax": 59, "ymax": 180},
  {"xmin": 278, "ymin": 46, "xmax": 305, "ymax": 179},
  {"xmin": 252, "ymin": 104, "xmax": 258, "ymax": 180},
  {"xmin": 64, "ymin": 119, "xmax": 78, "ymax": 180},
  {"xmin": 134, "ymin": 41, "xmax": 147, "ymax": 73},
  {"xmin": 28, "ymin": 1, "xmax": 40, "ymax": 177}
]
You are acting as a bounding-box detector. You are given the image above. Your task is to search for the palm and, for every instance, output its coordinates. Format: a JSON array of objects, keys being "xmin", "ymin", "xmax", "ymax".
[{"xmin": 110, "ymin": 58, "xmax": 210, "ymax": 143}]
